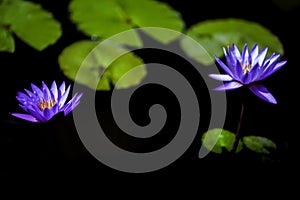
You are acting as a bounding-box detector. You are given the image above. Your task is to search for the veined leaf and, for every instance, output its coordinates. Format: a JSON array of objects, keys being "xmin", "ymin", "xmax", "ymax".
[
  {"xmin": 58, "ymin": 40, "xmax": 146, "ymax": 90},
  {"xmin": 201, "ymin": 128, "xmax": 243, "ymax": 153},
  {"xmin": 0, "ymin": 0, "xmax": 62, "ymax": 52},
  {"xmin": 243, "ymin": 136, "xmax": 277, "ymax": 154},
  {"xmin": 181, "ymin": 18, "xmax": 284, "ymax": 65},
  {"xmin": 69, "ymin": 0, "xmax": 184, "ymax": 45}
]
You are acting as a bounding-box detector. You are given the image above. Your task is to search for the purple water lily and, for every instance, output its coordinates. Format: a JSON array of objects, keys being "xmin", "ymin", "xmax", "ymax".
[
  {"xmin": 11, "ymin": 81, "xmax": 83, "ymax": 123},
  {"xmin": 209, "ymin": 44, "xmax": 287, "ymax": 104}
]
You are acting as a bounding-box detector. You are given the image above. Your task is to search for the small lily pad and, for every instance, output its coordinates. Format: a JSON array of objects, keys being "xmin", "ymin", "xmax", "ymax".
[
  {"xmin": 58, "ymin": 40, "xmax": 146, "ymax": 90},
  {"xmin": 201, "ymin": 128, "xmax": 243, "ymax": 153},
  {"xmin": 243, "ymin": 136, "xmax": 277, "ymax": 154}
]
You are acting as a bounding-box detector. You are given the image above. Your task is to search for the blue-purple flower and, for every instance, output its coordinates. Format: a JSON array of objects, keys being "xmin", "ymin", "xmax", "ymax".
[
  {"xmin": 11, "ymin": 81, "xmax": 83, "ymax": 123},
  {"xmin": 209, "ymin": 44, "xmax": 287, "ymax": 104}
]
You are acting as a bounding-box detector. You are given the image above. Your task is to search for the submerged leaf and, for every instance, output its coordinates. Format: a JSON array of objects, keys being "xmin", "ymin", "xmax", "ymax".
[
  {"xmin": 0, "ymin": 0, "xmax": 62, "ymax": 51},
  {"xmin": 58, "ymin": 40, "xmax": 146, "ymax": 90},
  {"xmin": 243, "ymin": 136, "xmax": 277, "ymax": 154},
  {"xmin": 69, "ymin": 0, "xmax": 184, "ymax": 45},
  {"xmin": 201, "ymin": 128, "xmax": 243, "ymax": 153},
  {"xmin": 181, "ymin": 18, "xmax": 284, "ymax": 65},
  {"xmin": 272, "ymin": 0, "xmax": 300, "ymax": 11}
]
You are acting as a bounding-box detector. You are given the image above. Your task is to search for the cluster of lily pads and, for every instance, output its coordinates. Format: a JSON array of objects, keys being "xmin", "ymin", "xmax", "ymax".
[{"xmin": 1, "ymin": 0, "xmax": 287, "ymax": 156}]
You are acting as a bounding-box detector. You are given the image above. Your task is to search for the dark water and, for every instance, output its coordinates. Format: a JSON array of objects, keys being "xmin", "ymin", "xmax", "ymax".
[{"xmin": 0, "ymin": 0, "xmax": 297, "ymax": 183}]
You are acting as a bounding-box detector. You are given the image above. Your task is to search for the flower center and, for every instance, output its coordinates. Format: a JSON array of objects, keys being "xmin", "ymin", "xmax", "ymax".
[
  {"xmin": 242, "ymin": 63, "xmax": 253, "ymax": 74},
  {"xmin": 38, "ymin": 99, "xmax": 57, "ymax": 111}
]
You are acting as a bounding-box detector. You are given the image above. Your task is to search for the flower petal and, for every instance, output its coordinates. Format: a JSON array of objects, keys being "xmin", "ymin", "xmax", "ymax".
[
  {"xmin": 59, "ymin": 81, "xmax": 66, "ymax": 94},
  {"xmin": 223, "ymin": 47, "xmax": 231, "ymax": 64},
  {"xmin": 274, "ymin": 60, "xmax": 287, "ymax": 71},
  {"xmin": 234, "ymin": 60, "xmax": 244, "ymax": 82},
  {"xmin": 241, "ymin": 71, "xmax": 251, "ymax": 84},
  {"xmin": 214, "ymin": 55, "xmax": 233, "ymax": 76},
  {"xmin": 258, "ymin": 61, "xmax": 277, "ymax": 80},
  {"xmin": 263, "ymin": 53, "xmax": 280, "ymax": 69},
  {"xmin": 248, "ymin": 84, "xmax": 277, "ymax": 104},
  {"xmin": 51, "ymin": 104, "xmax": 59, "ymax": 114},
  {"xmin": 227, "ymin": 47, "xmax": 241, "ymax": 78},
  {"xmin": 224, "ymin": 47, "xmax": 236, "ymax": 70},
  {"xmin": 209, "ymin": 74, "xmax": 233, "ymax": 81},
  {"xmin": 254, "ymin": 46, "xmax": 268, "ymax": 66},
  {"xmin": 24, "ymin": 89, "xmax": 34, "ymax": 98},
  {"xmin": 43, "ymin": 108, "xmax": 54, "ymax": 122},
  {"xmin": 64, "ymin": 100, "xmax": 80, "ymax": 116},
  {"xmin": 61, "ymin": 92, "xmax": 83, "ymax": 109},
  {"xmin": 27, "ymin": 104, "xmax": 47, "ymax": 122},
  {"xmin": 58, "ymin": 85, "xmax": 71, "ymax": 107},
  {"xmin": 259, "ymin": 60, "xmax": 287, "ymax": 81},
  {"xmin": 62, "ymin": 93, "xmax": 82, "ymax": 115},
  {"xmin": 31, "ymin": 83, "xmax": 44, "ymax": 99},
  {"xmin": 232, "ymin": 44, "xmax": 242, "ymax": 62},
  {"xmin": 42, "ymin": 81, "xmax": 51, "ymax": 101},
  {"xmin": 250, "ymin": 44, "xmax": 259, "ymax": 62},
  {"xmin": 16, "ymin": 92, "xmax": 31, "ymax": 104},
  {"xmin": 71, "ymin": 92, "xmax": 83, "ymax": 104},
  {"xmin": 213, "ymin": 81, "xmax": 243, "ymax": 91},
  {"xmin": 244, "ymin": 63, "xmax": 260, "ymax": 83},
  {"xmin": 50, "ymin": 81, "xmax": 58, "ymax": 101},
  {"xmin": 241, "ymin": 44, "xmax": 249, "ymax": 67},
  {"xmin": 72, "ymin": 92, "xmax": 83, "ymax": 103},
  {"xmin": 19, "ymin": 104, "xmax": 29, "ymax": 112},
  {"xmin": 11, "ymin": 113, "xmax": 39, "ymax": 122}
]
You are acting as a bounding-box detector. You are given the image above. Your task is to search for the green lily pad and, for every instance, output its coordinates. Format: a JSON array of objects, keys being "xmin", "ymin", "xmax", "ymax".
[
  {"xmin": 201, "ymin": 128, "xmax": 243, "ymax": 153},
  {"xmin": 181, "ymin": 18, "xmax": 284, "ymax": 65},
  {"xmin": 0, "ymin": 27, "xmax": 14, "ymax": 52},
  {"xmin": 58, "ymin": 40, "xmax": 146, "ymax": 90},
  {"xmin": 0, "ymin": 0, "xmax": 62, "ymax": 52},
  {"xmin": 69, "ymin": 0, "xmax": 184, "ymax": 45},
  {"xmin": 243, "ymin": 136, "xmax": 277, "ymax": 154}
]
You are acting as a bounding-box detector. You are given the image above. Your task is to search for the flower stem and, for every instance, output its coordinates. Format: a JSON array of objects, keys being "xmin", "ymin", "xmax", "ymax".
[{"xmin": 231, "ymin": 101, "xmax": 244, "ymax": 154}]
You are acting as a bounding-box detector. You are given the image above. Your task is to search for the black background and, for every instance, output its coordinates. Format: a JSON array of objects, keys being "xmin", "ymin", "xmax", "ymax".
[{"xmin": 0, "ymin": 0, "xmax": 298, "ymax": 185}]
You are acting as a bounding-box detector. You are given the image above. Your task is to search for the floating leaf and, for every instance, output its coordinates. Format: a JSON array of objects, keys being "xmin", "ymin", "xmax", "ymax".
[
  {"xmin": 58, "ymin": 40, "xmax": 146, "ymax": 90},
  {"xmin": 201, "ymin": 128, "xmax": 243, "ymax": 153},
  {"xmin": 118, "ymin": 0, "xmax": 184, "ymax": 44},
  {"xmin": 69, "ymin": 0, "xmax": 184, "ymax": 45},
  {"xmin": 0, "ymin": 0, "xmax": 62, "ymax": 52},
  {"xmin": 243, "ymin": 136, "xmax": 277, "ymax": 154},
  {"xmin": 0, "ymin": 27, "xmax": 14, "ymax": 52},
  {"xmin": 181, "ymin": 18, "xmax": 284, "ymax": 65}
]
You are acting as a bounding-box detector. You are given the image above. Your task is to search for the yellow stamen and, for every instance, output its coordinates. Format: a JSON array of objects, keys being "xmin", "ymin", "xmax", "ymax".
[
  {"xmin": 242, "ymin": 63, "xmax": 253, "ymax": 74},
  {"xmin": 38, "ymin": 99, "xmax": 57, "ymax": 111}
]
